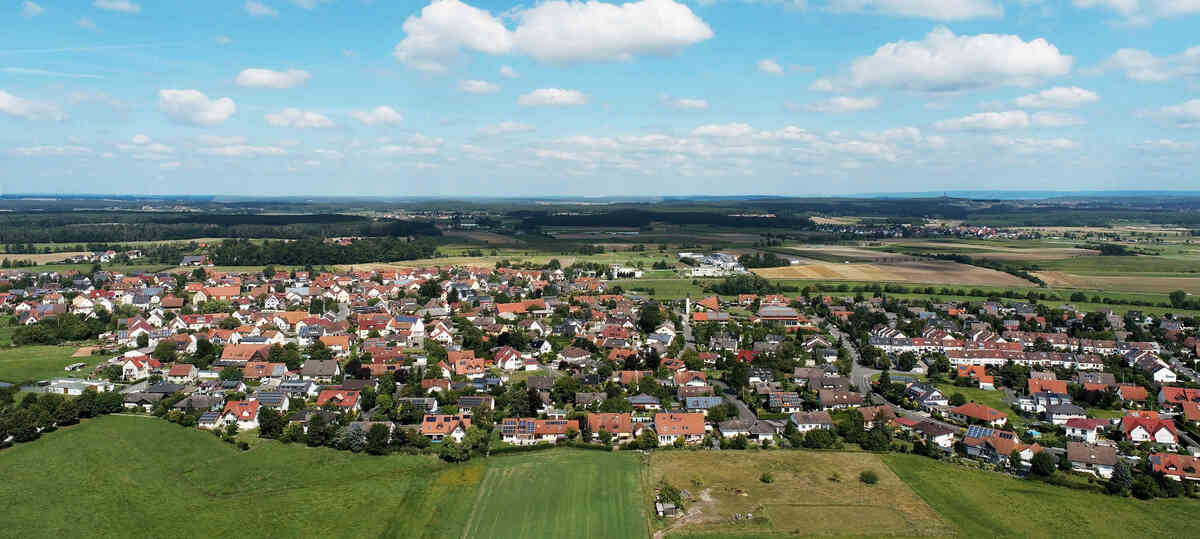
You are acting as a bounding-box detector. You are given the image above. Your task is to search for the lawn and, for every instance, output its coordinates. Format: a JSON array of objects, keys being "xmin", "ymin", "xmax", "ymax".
[
  {"xmin": 884, "ymin": 453, "xmax": 1200, "ymax": 538},
  {"xmin": 648, "ymin": 450, "xmax": 954, "ymax": 538},
  {"xmin": 0, "ymin": 415, "xmax": 480, "ymax": 539},
  {"xmin": 462, "ymin": 449, "xmax": 647, "ymax": 539},
  {"xmin": 0, "ymin": 345, "xmax": 101, "ymax": 384},
  {"xmin": 934, "ymin": 383, "xmax": 1028, "ymax": 430}
]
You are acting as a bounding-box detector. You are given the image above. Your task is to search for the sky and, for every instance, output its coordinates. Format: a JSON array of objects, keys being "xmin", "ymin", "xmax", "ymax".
[{"xmin": 1, "ymin": 0, "xmax": 1198, "ymax": 197}]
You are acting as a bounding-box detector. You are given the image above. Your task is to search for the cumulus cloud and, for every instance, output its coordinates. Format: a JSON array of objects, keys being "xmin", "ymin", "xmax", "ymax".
[
  {"xmin": 265, "ymin": 108, "xmax": 334, "ymax": 128},
  {"xmin": 1014, "ymin": 86, "xmax": 1099, "ymax": 108},
  {"xmin": 660, "ymin": 95, "xmax": 709, "ymax": 110},
  {"xmin": 499, "ymin": 65, "xmax": 519, "ymax": 78},
  {"xmin": 935, "ymin": 110, "xmax": 1030, "ymax": 130},
  {"xmin": 1096, "ymin": 46, "xmax": 1200, "ymax": 82},
  {"xmin": 802, "ymin": 96, "xmax": 881, "ymax": 113},
  {"xmin": 22, "ymin": 1, "xmax": 45, "ymax": 17},
  {"xmin": 1031, "ymin": 111, "xmax": 1085, "ymax": 127},
  {"xmin": 1073, "ymin": 0, "xmax": 1200, "ymax": 23},
  {"xmin": 235, "ymin": 68, "xmax": 311, "ymax": 88},
  {"xmin": 757, "ymin": 59, "xmax": 784, "ymax": 74},
  {"xmin": 690, "ymin": 123, "xmax": 754, "ymax": 137},
  {"xmin": 824, "ymin": 0, "xmax": 1003, "ymax": 21},
  {"xmin": 459, "ymin": 79, "xmax": 500, "ymax": 94},
  {"xmin": 0, "ymin": 89, "xmax": 65, "ymax": 121},
  {"xmin": 351, "ymin": 106, "xmax": 404, "ymax": 126},
  {"xmin": 812, "ymin": 26, "xmax": 1072, "ymax": 92},
  {"xmin": 1152, "ymin": 99, "xmax": 1200, "ymax": 128},
  {"xmin": 158, "ymin": 89, "xmax": 236, "ymax": 126},
  {"xmin": 119, "ymin": 134, "xmax": 175, "ymax": 156},
  {"xmin": 517, "ymin": 88, "xmax": 589, "ymax": 106},
  {"xmin": 478, "ymin": 121, "xmax": 535, "ymax": 135},
  {"xmin": 377, "ymin": 134, "xmax": 445, "ymax": 156},
  {"xmin": 245, "ymin": 1, "xmax": 278, "ymax": 16},
  {"xmin": 393, "ymin": 0, "xmax": 712, "ymax": 72}
]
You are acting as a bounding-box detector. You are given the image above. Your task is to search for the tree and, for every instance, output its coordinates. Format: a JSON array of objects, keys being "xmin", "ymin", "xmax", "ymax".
[
  {"xmin": 220, "ymin": 367, "xmax": 243, "ymax": 381},
  {"xmin": 136, "ymin": 333, "xmax": 149, "ymax": 349},
  {"xmin": 1030, "ymin": 451, "xmax": 1056, "ymax": 477},
  {"xmin": 54, "ymin": 399, "xmax": 80, "ymax": 426},
  {"xmin": 258, "ymin": 407, "xmax": 284, "ymax": 439},
  {"xmin": 803, "ymin": 428, "xmax": 836, "ymax": 449},
  {"xmin": 598, "ymin": 429, "xmax": 614, "ymax": 446},
  {"xmin": 333, "ymin": 426, "xmax": 368, "ymax": 452},
  {"xmin": 366, "ymin": 424, "xmax": 391, "ymax": 455},
  {"xmin": 153, "ymin": 340, "xmax": 178, "ymax": 363},
  {"xmin": 1107, "ymin": 460, "xmax": 1132, "ymax": 496},
  {"xmin": 634, "ymin": 428, "xmax": 659, "ymax": 449},
  {"xmin": 859, "ymin": 470, "xmax": 879, "ymax": 484},
  {"xmin": 102, "ymin": 364, "xmax": 123, "ymax": 382},
  {"xmin": 949, "ymin": 393, "xmax": 967, "ymax": 407},
  {"xmin": 306, "ymin": 415, "xmax": 332, "ymax": 447},
  {"xmin": 439, "ymin": 439, "xmax": 471, "ymax": 462}
]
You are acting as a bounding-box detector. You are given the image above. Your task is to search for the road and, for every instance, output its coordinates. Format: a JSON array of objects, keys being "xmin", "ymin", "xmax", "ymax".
[{"xmin": 712, "ymin": 379, "xmax": 756, "ymax": 422}]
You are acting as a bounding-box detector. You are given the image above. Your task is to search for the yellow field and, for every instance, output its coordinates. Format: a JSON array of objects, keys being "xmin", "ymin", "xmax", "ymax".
[
  {"xmin": 648, "ymin": 451, "xmax": 954, "ymax": 538},
  {"xmin": 753, "ymin": 261, "xmax": 1034, "ymax": 287},
  {"xmin": 1036, "ymin": 271, "xmax": 1200, "ymax": 294},
  {"xmin": 1, "ymin": 251, "xmax": 91, "ymax": 264},
  {"xmin": 886, "ymin": 242, "xmax": 1098, "ymax": 261}
]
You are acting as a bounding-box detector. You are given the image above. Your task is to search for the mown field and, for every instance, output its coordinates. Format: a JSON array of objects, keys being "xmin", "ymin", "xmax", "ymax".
[
  {"xmin": 0, "ymin": 416, "xmax": 646, "ymax": 539},
  {"xmin": 884, "ymin": 454, "xmax": 1200, "ymax": 538},
  {"xmin": 462, "ymin": 450, "xmax": 646, "ymax": 539},
  {"xmin": 0, "ymin": 345, "xmax": 101, "ymax": 384}
]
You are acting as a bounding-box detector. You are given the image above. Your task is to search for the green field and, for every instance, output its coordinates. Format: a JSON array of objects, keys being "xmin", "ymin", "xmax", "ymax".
[
  {"xmin": 0, "ymin": 416, "xmax": 646, "ymax": 539},
  {"xmin": 884, "ymin": 454, "xmax": 1200, "ymax": 538},
  {"xmin": 0, "ymin": 415, "xmax": 480, "ymax": 538},
  {"xmin": 0, "ymin": 345, "xmax": 99, "ymax": 384},
  {"xmin": 463, "ymin": 450, "xmax": 646, "ymax": 539},
  {"xmin": 1030, "ymin": 255, "xmax": 1200, "ymax": 275}
]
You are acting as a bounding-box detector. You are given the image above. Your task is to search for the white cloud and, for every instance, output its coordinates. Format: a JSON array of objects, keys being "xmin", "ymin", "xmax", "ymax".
[
  {"xmin": 235, "ymin": 68, "xmax": 311, "ymax": 88},
  {"xmin": 195, "ymin": 135, "xmax": 249, "ymax": 146},
  {"xmin": 478, "ymin": 121, "xmax": 535, "ymax": 135},
  {"xmin": 517, "ymin": 88, "xmax": 589, "ymax": 106},
  {"xmin": 314, "ymin": 148, "xmax": 344, "ymax": 159},
  {"xmin": 459, "ymin": 79, "xmax": 500, "ymax": 94},
  {"xmin": 78, "ymin": 18, "xmax": 97, "ymax": 30},
  {"xmin": 1014, "ymin": 86, "xmax": 1099, "ymax": 108},
  {"xmin": 802, "ymin": 96, "xmax": 881, "ymax": 113},
  {"xmin": 245, "ymin": 1, "xmax": 279, "ymax": 16},
  {"xmin": 131, "ymin": 134, "xmax": 151, "ymax": 145},
  {"xmin": 1097, "ymin": 46, "xmax": 1200, "ymax": 82},
  {"xmin": 989, "ymin": 136, "xmax": 1078, "ymax": 153},
  {"xmin": 815, "ymin": 26, "xmax": 1072, "ymax": 92},
  {"xmin": 757, "ymin": 59, "xmax": 784, "ymax": 74},
  {"xmin": 14, "ymin": 145, "xmax": 93, "ymax": 156},
  {"xmin": 159, "ymin": 161, "xmax": 181, "ymax": 170},
  {"xmin": 351, "ymin": 106, "xmax": 404, "ymax": 126},
  {"xmin": 377, "ymin": 134, "xmax": 445, "ymax": 156},
  {"xmin": 214, "ymin": 35, "xmax": 233, "ymax": 45},
  {"xmin": 264, "ymin": 108, "xmax": 334, "ymax": 128},
  {"xmin": 510, "ymin": 0, "xmax": 713, "ymax": 64},
  {"xmin": 158, "ymin": 89, "xmax": 236, "ymax": 126},
  {"xmin": 120, "ymin": 135, "xmax": 174, "ymax": 155},
  {"xmin": 825, "ymin": 0, "xmax": 1003, "ymax": 21},
  {"xmin": 690, "ymin": 123, "xmax": 754, "ymax": 137},
  {"xmin": 93, "ymin": 0, "xmax": 140, "ymax": 13},
  {"xmin": 22, "ymin": 1, "xmax": 45, "ymax": 17},
  {"xmin": 292, "ymin": 0, "xmax": 332, "ymax": 8},
  {"xmin": 393, "ymin": 0, "xmax": 712, "ymax": 72},
  {"xmin": 1074, "ymin": 0, "xmax": 1200, "ymax": 23},
  {"xmin": 661, "ymin": 96, "xmax": 710, "ymax": 110},
  {"xmin": 197, "ymin": 145, "xmax": 288, "ymax": 157},
  {"xmin": 499, "ymin": 65, "xmax": 519, "ymax": 78},
  {"xmin": 0, "ymin": 90, "xmax": 65, "ymax": 120},
  {"xmin": 1153, "ymin": 99, "xmax": 1200, "ymax": 128},
  {"xmin": 1031, "ymin": 111, "xmax": 1085, "ymax": 127},
  {"xmin": 936, "ymin": 110, "xmax": 1030, "ymax": 130}
]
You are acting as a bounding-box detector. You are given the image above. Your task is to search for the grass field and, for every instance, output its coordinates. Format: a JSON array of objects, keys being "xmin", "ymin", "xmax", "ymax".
[
  {"xmin": 648, "ymin": 450, "xmax": 954, "ymax": 538},
  {"xmin": 1035, "ymin": 271, "xmax": 1200, "ymax": 295},
  {"xmin": 463, "ymin": 449, "xmax": 646, "ymax": 539},
  {"xmin": 0, "ymin": 415, "xmax": 480, "ymax": 539},
  {"xmin": 0, "ymin": 345, "xmax": 102, "ymax": 384},
  {"xmin": 884, "ymin": 453, "xmax": 1200, "ymax": 538}
]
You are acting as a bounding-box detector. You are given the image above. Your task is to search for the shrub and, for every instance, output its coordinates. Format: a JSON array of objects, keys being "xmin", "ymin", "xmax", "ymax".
[
  {"xmin": 760, "ymin": 472, "xmax": 774, "ymax": 484},
  {"xmin": 859, "ymin": 470, "xmax": 879, "ymax": 485}
]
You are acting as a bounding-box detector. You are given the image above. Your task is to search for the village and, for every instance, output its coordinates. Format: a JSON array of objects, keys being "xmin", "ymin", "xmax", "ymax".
[{"xmin": 3, "ymin": 250, "xmax": 1200, "ymax": 508}]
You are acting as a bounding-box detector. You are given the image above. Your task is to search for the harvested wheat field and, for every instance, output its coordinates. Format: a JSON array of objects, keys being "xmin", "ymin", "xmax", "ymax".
[
  {"xmin": 889, "ymin": 242, "xmax": 1098, "ymax": 261},
  {"xmin": 1036, "ymin": 271, "xmax": 1200, "ymax": 294},
  {"xmin": 648, "ymin": 451, "xmax": 954, "ymax": 538},
  {"xmin": 754, "ymin": 261, "xmax": 1033, "ymax": 287},
  {"xmin": 1, "ymin": 252, "xmax": 91, "ymax": 264}
]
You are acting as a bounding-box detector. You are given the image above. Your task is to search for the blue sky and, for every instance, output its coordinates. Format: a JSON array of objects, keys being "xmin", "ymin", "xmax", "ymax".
[{"xmin": 1, "ymin": 0, "xmax": 1198, "ymax": 196}]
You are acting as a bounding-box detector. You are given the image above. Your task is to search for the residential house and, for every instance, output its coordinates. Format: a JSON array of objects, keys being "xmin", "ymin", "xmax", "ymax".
[
  {"xmin": 949, "ymin": 402, "xmax": 1008, "ymax": 428},
  {"xmin": 654, "ymin": 413, "xmax": 707, "ymax": 445},
  {"xmin": 1064, "ymin": 418, "xmax": 1110, "ymax": 444},
  {"xmin": 300, "ymin": 359, "xmax": 341, "ymax": 383},
  {"xmin": 316, "ymin": 390, "xmax": 361, "ymax": 413},
  {"xmin": 1067, "ymin": 442, "xmax": 1118, "ymax": 479},
  {"xmin": 818, "ymin": 390, "xmax": 864, "ymax": 410},
  {"xmin": 789, "ymin": 410, "xmax": 834, "ymax": 433},
  {"xmin": 500, "ymin": 418, "xmax": 579, "ymax": 445},
  {"xmin": 165, "ymin": 363, "xmax": 198, "ymax": 384},
  {"xmin": 1149, "ymin": 453, "xmax": 1200, "ymax": 482},
  {"xmin": 420, "ymin": 414, "xmax": 472, "ymax": 443},
  {"xmin": 586, "ymin": 413, "xmax": 635, "ymax": 442},
  {"xmin": 1121, "ymin": 412, "xmax": 1177, "ymax": 448},
  {"xmin": 219, "ymin": 400, "xmax": 261, "ymax": 431}
]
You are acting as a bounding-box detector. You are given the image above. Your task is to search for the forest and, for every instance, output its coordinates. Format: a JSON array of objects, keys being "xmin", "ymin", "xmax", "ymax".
[{"xmin": 207, "ymin": 237, "xmax": 439, "ymax": 266}]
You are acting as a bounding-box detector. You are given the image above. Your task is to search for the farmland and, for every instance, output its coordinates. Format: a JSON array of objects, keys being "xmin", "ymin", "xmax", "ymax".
[
  {"xmin": 0, "ymin": 345, "xmax": 102, "ymax": 384},
  {"xmin": 884, "ymin": 454, "xmax": 1200, "ymax": 538},
  {"xmin": 752, "ymin": 261, "xmax": 1034, "ymax": 287},
  {"xmin": 647, "ymin": 450, "xmax": 954, "ymax": 538},
  {"xmin": 462, "ymin": 449, "xmax": 646, "ymax": 539}
]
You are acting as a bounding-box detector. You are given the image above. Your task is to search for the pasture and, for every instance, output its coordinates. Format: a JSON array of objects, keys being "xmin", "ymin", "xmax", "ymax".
[{"xmin": 648, "ymin": 450, "xmax": 954, "ymax": 538}]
